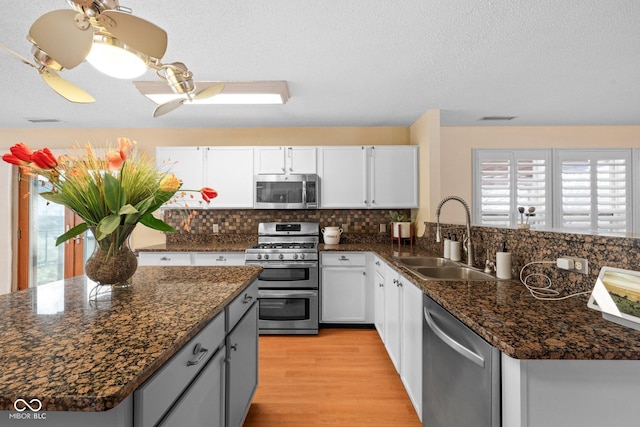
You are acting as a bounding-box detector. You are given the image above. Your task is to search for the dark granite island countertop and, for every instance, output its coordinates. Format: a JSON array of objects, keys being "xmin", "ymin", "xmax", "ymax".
[{"xmin": 0, "ymin": 265, "xmax": 261, "ymax": 412}]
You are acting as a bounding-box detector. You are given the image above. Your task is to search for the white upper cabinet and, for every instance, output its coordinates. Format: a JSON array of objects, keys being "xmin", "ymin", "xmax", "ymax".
[
  {"xmin": 254, "ymin": 146, "xmax": 316, "ymax": 175},
  {"xmin": 156, "ymin": 147, "xmax": 205, "ymax": 207},
  {"xmin": 318, "ymin": 146, "xmax": 369, "ymax": 208},
  {"xmin": 318, "ymin": 146, "xmax": 418, "ymax": 209},
  {"xmin": 370, "ymin": 146, "xmax": 419, "ymax": 209},
  {"xmin": 205, "ymin": 147, "xmax": 254, "ymax": 208}
]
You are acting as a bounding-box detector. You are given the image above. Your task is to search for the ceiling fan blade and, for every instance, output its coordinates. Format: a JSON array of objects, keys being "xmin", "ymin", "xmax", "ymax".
[
  {"xmin": 28, "ymin": 9, "xmax": 93, "ymax": 69},
  {"xmin": 100, "ymin": 10, "xmax": 168, "ymax": 59},
  {"xmin": 40, "ymin": 69, "xmax": 95, "ymax": 103},
  {"xmin": 153, "ymin": 98, "xmax": 185, "ymax": 118},
  {"xmin": 194, "ymin": 83, "xmax": 225, "ymax": 100},
  {"xmin": 0, "ymin": 44, "xmax": 37, "ymax": 68}
]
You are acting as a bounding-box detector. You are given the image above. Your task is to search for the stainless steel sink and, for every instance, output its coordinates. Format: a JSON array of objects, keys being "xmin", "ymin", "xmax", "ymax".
[
  {"xmin": 412, "ymin": 266, "xmax": 495, "ymax": 281},
  {"xmin": 393, "ymin": 256, "xmax": 496, "ymax": 281},
  {"xmin": 393, "ymin": 256, "xmax": 457, "ymax": 267}
]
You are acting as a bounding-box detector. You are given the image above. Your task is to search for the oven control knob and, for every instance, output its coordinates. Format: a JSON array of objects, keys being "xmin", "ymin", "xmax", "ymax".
[
  {"xmin": 300, "ymin": 253, "xmax": 306, "ymax": 260},
  {"xmin": 293, "ymin": 253, "xmax": 298, "ymax": 260},
  {"xmin": 264, "ymin": 254, "xmax": 269, "ymax": 260},
  {"xmin": 279, "ymin": 254, "xmax": 284, "ymax": 260},
  {"xmin": 256, "ymin": 254, "xmax": 262, "ymax": 260}
]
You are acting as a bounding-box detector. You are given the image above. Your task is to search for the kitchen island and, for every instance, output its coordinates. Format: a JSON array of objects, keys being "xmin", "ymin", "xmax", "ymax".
[{"xmin": 0, "ymin": 265, "xmax": 261, "ymax": 426}]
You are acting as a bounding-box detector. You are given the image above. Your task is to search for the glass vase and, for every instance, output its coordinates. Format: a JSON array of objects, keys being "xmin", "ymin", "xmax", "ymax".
[{"xmin": 85, "ymin": 225, "xmax": 138, "ymax": 288}]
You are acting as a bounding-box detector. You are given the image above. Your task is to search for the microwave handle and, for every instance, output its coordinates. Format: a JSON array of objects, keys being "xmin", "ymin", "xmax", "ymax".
[{"xmin": 302, "ymin": 179, "xmax": 307, "ymax": 204}]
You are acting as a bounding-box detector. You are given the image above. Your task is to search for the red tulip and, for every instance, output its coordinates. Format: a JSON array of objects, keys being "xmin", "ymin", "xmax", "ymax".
[
  {"xmin": 2, "ymin": 153, "xmax": 29, "ymax": 166},
  {"xmin": 9, "ymin": 142, "xmax": 33, "ymax": 162},
  {"xmin": 31, "ymin": 148, "xmax": 58, "ymax": 169},
  {"xmin": 200, "ymin": 187, "xmax": 218, "ymax": 203}
]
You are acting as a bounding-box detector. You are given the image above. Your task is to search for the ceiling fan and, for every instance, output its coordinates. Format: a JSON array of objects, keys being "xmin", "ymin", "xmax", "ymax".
[{"xmin": 1, "ymin": 0, "xmax": 223, "ymax": 115}]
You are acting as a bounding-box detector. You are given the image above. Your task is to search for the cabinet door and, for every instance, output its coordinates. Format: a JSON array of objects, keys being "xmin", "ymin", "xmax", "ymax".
[
  {"xmin": 318, "ymin": 146, "xmax": 367, "ymax": 208},
  {"xmin": 384, "ymin": 268, "xmax": 402, "ymax": 372},
  {"xmin": 160, "ymin": 347, "xmax": 226, "ymax": 427},
  {"xmin": 400, "ymin": 278, "xmax": 423, "ymax": 419},
  {"xmin": 226, "ymin": 304, "xmax": 258, "ymax": 427},
  {"xmin": 254, "ymin": 146, "xmax": 286, "ymax": 174},
  {"xmin": 156, "ymin": 147, "xmax": 205, "ymax": 207},
  {"xmin": 374, "ymin": 259, "xmax": 386, "ymax": 340},
  {"xmin": 321, "ymin": 266, "xmax": 367, "ymax": 322},
  {"xmin": 138, "ymin": 252, "xmax": 192, "ymax": 266},
  {"xmin": 370, "ymin": 146, "xmax": 419, "ymax": 208},
  {"xmin": 206, "ymin": 147, "xmax": 254, "ymax": 208},
  {"xmin": 288, "ymin": 147, "xmax": 316, "ymax": 174}
]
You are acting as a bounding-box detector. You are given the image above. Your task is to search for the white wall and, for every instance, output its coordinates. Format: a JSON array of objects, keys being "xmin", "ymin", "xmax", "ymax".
[{"xmin": 0, "ymin": 163, "xmax": 14, "ymax": 295}]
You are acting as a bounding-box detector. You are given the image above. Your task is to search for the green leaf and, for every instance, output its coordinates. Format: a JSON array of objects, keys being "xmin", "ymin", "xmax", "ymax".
[
  {"xmin": 103, "ymin": 174, "xmax": 126, "ymax": 214},
  {"xmin": 55, "ymin": 222, "xmax": 88, "ymax": 246},
  {"xmin": 140, "ymin": 213, "xmax": 176, "ymax": 232},
  {"xmin": 39, "ymin": 191, "xmax": 68, "ymax": 205},
  {"xmin": 96, "ymin": 214, "xmax": 121, "ymax": 240},
  {"xmin": 118, "ymin": 204, "xmax": 138, "ymax": 215}
]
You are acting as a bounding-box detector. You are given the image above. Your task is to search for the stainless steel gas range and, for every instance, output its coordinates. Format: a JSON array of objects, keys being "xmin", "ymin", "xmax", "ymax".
[{"xmin": 245, "ymin": 222, "xmax": 319, "ymax": 335}]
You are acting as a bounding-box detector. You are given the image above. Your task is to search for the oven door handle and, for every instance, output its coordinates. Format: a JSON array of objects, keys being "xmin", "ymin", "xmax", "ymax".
[
  {"xmin": 246, "ymin": 261, "xmax": 318, "ymax": 268},
  {"xmin": 259, "ymin": 289, "xmax": 318, "ymax": 298}
]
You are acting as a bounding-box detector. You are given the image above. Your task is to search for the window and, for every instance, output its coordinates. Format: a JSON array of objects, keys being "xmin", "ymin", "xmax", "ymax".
[
  {"xmin": 554, "ymin": 150, "xmax": 631, "ymax": 234},
  {"xmin": 473, "ymin": 148, "xmax": 636, "ymax": 234},
  {"xmin": 473, "ymin": 150, "xmax": 551, "ymax": 228}
]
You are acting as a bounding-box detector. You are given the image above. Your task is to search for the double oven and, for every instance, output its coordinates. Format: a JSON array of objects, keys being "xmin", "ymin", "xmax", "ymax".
[{"xmin": 245, "ymin": 222, "xmax": 319, "ymax": 335}]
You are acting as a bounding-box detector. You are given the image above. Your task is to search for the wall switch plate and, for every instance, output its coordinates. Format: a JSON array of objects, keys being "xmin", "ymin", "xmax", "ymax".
[
  {"xmin": 379, "ymin": 223, "xmax": 386, "ymax": 233},
  {"xmin": 212, "ymin": 224, "xmax": 219, "ymax": 233},
  {"xmin": 341, "ymin": 224, "xmax": 349, "ymax": 233}
]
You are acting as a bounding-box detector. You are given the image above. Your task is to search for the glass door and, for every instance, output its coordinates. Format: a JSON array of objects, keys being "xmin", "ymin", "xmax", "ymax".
[{"xmin": 18, "ymin": 173, "xmax": 89, "ymax": 288}]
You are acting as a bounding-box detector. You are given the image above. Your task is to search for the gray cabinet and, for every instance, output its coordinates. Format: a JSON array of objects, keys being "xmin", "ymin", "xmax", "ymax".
[{"xmin": 226, "ymin": 305, "xmax": 258, "ymax": 427}]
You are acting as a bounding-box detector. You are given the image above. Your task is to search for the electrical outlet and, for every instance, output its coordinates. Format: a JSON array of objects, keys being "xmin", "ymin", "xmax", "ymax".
[
  {"xmin": 379, "ymin": 223, "xmax": 386, "ymax": 233},
  {"xmin": 212, "ymin": 224, "xmax": 219, "ymax": 233},
  {"xmin": 342, "ymin": 224, "xmax": 349, "ymax": 233},
  {"xmin": 557, "ymin": 256, "xmax": 588, "ymax": 275}
]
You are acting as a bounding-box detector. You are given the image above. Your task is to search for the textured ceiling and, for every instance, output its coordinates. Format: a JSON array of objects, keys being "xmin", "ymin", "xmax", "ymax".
[{"xmin": 0, "ymin": 0, "xmax": 639, "ymax": 129}]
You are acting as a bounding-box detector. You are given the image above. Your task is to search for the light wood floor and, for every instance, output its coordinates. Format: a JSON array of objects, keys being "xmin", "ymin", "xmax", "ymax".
[{"xmin": 243, "ymin": 328, "xmax": 422, "ymax": 427}]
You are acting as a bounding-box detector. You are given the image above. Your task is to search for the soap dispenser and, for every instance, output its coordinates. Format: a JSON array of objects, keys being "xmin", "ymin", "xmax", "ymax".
[
  {"xmin": 496, "ymin": 242, "xmax": 512, "ymax": 279},
  {"xmin": 443, "ymin": 232, "xmax": 451, "ymax": 259},
  {"xmin": 450, "ymin": 234, "xmax": 462, "ymax": 262}
]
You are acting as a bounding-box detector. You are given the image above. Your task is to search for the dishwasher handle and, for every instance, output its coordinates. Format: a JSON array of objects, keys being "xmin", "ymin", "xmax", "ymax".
[{"xmin": 424, "ymin": 306, "xmax": 485, "ymax": 368}]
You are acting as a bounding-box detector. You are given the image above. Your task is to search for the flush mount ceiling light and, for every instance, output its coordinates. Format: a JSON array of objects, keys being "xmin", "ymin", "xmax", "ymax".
[{"xmin": 133, "ymin": 80, "xmax": 290, "ymax": 116}]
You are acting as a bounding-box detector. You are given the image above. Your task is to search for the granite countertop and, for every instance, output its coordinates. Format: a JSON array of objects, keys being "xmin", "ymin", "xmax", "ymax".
[
  {"xmin": 138, "ymin": 240, "xmax": 640, "ymax": 360},
  {"xmin": 0, "ymin": 265, "xmax": 261, "ymax": 412},
  {"xmin": 322, "ymin": 242, "xmax": 640, "ymax": 361}
]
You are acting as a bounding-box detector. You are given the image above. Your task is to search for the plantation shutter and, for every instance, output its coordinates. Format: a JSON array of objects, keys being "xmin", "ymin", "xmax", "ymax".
[
  {"xmin": 554, "ymin": 150, "xmax": 632, "ymax": 234},
  {"xmin": 473, "ymin": 150, "xmax": 551, "ymax": 228}
]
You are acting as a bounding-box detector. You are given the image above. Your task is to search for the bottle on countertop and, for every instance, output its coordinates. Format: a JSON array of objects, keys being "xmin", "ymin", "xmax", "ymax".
[
  {"xmin": 450, "ymin": 234, "xmax": 462, "ymax": 262},
  {"xmin": 496, "ymin": 242, "xmax": 512, "ymax": 279},
  {"xmin": 443, "ymin": 232, "xmax": 451, "ymax": 259}
]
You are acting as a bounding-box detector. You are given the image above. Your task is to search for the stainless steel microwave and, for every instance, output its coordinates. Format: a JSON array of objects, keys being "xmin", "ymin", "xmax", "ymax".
[{"xmin": 254, "ymin": 174, "xmax": 319, "ymax": 209}]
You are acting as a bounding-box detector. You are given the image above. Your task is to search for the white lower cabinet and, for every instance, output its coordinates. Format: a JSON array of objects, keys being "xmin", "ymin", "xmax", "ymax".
[
  {"xmin": 320, "ymin": 252, "xmax": 372, "ymax": 323},
  {"xmin": 138, "ymin": 251, "xmax": 245, "ymax": 267},
  {"xmin": 373, "ymin": 257, "xmax": 386, "ymax": 340},
  {"xmin": 192, "ymin": 252, "xmax": 246, "ymax": 266},
  {"xmin": 376, "ymin": 256, "xmax": 422, "ymax": 421},
  {"xmin": 138, "ymin": 252, "xmax": 193, "ymax": 266}
]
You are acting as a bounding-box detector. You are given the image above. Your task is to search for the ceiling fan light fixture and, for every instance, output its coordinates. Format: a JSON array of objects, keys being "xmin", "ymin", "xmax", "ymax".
[{"xmin": 86, "ymin": 33, "xmax": 148, "ymax": 79}]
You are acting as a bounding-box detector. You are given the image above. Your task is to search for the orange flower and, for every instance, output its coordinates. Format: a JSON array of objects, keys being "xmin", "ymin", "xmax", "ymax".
[
  {"xmin": 118, "ymin": 137, "xmax": 133, "ymax": 161},
  {"xmin": 10, "ymin": 142, "xmax": 33, "ymax": 162},
  {"xmin": 31, "ymin": 148, "xmax": 58, "ymax": 169},
  {"xmin": 106, "ymin": 151, "xmax": 124, "ymax": 171},
  {"xmin": 200, "ymin": 187, "xmax": 218, "ymax": 203}
]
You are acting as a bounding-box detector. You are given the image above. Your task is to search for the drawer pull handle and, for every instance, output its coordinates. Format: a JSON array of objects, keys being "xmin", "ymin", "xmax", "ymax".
[
  {"xmin": 187, "ymin": 343, "xmax": 209, "ymax": 366},
  {"xmin": 231, "ymin": 343, "xmax": 238, "ymax": 352},
  {"xmin": 339, "ymin": 256, "xmax": 349, "ymax": 261},
  {"xmin": 160, "ymin": 256, "xmax": 171, "ymax": 261},
  {"xmin": 243, "ymin": 294, "xmax": 254, "ymax": 304},
  {"xmin": 216, "ymin": 256, "xmax": 226, "ymax": 261}
]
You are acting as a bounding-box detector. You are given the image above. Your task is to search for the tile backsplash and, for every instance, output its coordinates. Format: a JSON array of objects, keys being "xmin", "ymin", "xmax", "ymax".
[{"xmin": 163, "ymin": 208, "xmax": 408, "ymax": 243}]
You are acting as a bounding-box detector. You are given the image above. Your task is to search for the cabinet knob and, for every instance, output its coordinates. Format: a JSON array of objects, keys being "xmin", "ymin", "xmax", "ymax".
[{"xmin": 379, "ymin": 283, "xmax": 384, "ymax": 287}]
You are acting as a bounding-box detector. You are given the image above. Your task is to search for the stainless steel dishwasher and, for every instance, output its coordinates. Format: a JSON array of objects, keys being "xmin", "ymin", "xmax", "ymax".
[{"xmin": 423, "ymin": 294, "xmax": 500, "ymax": 427}]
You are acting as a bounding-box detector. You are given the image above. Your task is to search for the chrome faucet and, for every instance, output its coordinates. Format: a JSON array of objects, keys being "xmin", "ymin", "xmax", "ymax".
[{"xmin": 435, "ymin": 196, "xmax": 474, "ymax": 267}]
